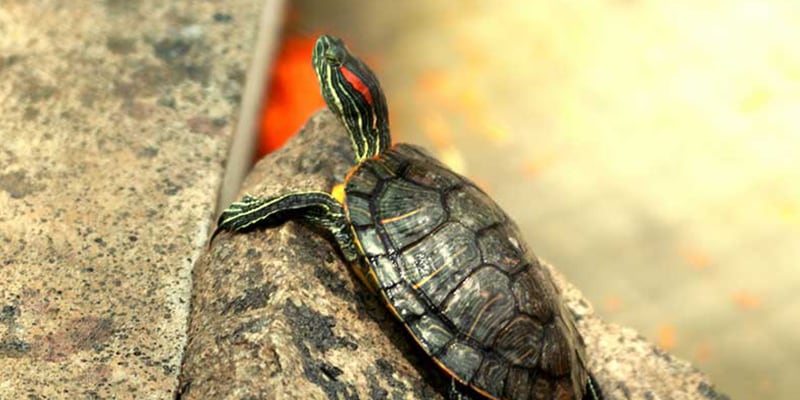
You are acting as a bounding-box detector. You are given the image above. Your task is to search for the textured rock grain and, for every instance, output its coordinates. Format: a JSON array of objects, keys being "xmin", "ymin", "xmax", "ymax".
[
  {"xmin": 182, "ymin": 110, "xmax": 729, "ymax": 400},
  {"xmin": 181, "ymin": 111, "xmax": 445, "ymax": 400},
  {"xmin": 0, "ymin": 2, "xmax": 261, "ymax": 398}
]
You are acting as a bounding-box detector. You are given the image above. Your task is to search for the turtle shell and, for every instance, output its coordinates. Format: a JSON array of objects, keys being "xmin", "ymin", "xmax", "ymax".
[{"xmin": 342, "ymin": 144, "xmax": 589, "ymax": 400}]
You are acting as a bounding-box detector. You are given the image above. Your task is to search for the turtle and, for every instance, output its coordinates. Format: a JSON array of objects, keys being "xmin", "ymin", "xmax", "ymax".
[{"xmin": 214, "ymin": 34, "xmax": 601, "ymax": 400}]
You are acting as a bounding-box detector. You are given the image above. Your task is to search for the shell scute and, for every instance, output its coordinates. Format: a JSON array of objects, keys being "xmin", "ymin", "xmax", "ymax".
[
  {"xmin": 512, "ymin": 266, "xmax": 557, "ymax": 322},
  {"xmin": 377, "ymin": 179, "xmax": 445, "ymax": 249},
  {"xmin": 505, "ymin": 367, "xmax": 533, "ymax": 400},
  {"xmin": 345, "ymin": 164, "xmax": 380, "ymax": 195},
  {"xmin": 440, "ymin": 341, "xmax": 483, "ymax": 382},
  {"xmin": 385, "ymin": 284, "xmax": 425, "ymax": 319},
  {"xmin": 346, "ymin": 194, "xmax": 372, "ymax": 226},
  {"xmin": 472, "ymin": 356, "xmax": 510, "ymax": 398},
  {"xmin": 400, "ymin": 223, "xmax": 481, "ymax": 307},
  {"xmin": 441, "ymin": 267, "xmax": 516, "ymax": 345},
  {"xmin": 477, "ymin": 224, "xmax": 527, "ymax": 274},
  {"xmin": 409, "ymin": 314, "xmax": 453, "ymax": 354},
  {"xmin": 446, "ymin": 185, "xmax": 506, "ymax": 232},
  {"xmin": 493, "ymin": 316, "xmax": 544, "ymax": 368}
]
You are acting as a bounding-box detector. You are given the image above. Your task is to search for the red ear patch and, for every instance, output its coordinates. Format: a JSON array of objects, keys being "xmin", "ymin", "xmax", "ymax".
[{"xmin": 340, "ymin": 66, "xmax": 374, "ymax": 106}]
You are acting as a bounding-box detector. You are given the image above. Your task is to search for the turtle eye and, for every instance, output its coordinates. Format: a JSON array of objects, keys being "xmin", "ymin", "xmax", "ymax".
[{"xmin": 325, "ymin": 46, "xmax": 345, "ymax": 65}]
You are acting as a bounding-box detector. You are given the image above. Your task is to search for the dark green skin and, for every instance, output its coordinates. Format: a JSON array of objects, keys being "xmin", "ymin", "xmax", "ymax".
[{"xmin": 215, "ymin": 35, "xmax": 598, "ymax": 400}]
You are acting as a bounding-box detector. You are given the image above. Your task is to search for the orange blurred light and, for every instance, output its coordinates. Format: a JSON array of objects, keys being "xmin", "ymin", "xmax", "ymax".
[
  {"xmin": 521, "ymin": 154, "xmax": 557, "ymax": 178},
  {"xmin": 602, "ymin": 295, "xmax": 623, "ymax": 313},
  {"xmin": 678, "ymin": 245, "xmax": 712, "ymax": 270},
  {"xmin": 731, "ymin": 290, "xmax": 762, "ymax": 310},
  {"xmin": 657, "ymin": 323, "xmax": 676, "ymax": 351},
  {"xmin": 258, "ymin": 34, "xmax": 325, "ymax": 157},
  {"xmin": 694, "ymin": 341, "xmax": 713, "ymax": 363}
]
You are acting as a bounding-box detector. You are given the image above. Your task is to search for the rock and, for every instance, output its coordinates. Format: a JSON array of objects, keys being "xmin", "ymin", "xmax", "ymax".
[
  {"xmin": 180, "ymin": 111, "xmax": 445, "ymax": 399},
  {"xmin": 180, "ymin": 110, "xmax": 729, "ymax": 400},
  {"xmin": 0, "ymin": 1, "xmax": 263, "ymax": 398}
]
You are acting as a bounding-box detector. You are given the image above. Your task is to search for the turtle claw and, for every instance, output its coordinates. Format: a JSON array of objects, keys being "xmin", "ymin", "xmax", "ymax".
[{"xmin": 209, "ymin": 195, "xmax": 270, "ymax": 245}]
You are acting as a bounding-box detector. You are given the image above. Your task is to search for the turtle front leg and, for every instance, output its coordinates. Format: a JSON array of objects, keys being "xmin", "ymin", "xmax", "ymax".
[{"xmin": 213, "ymin": 191, "xmax": 359, "ymax": 261}]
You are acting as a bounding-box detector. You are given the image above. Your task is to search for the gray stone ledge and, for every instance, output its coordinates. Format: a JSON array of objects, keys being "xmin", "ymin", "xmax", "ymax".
[
  {"xmin": 0, "ymin": 2, "xmax": 262, "ymax": 398},
  {"xmin": 181, "ymin": 110, "xmax": 729, "ymax": 400}
]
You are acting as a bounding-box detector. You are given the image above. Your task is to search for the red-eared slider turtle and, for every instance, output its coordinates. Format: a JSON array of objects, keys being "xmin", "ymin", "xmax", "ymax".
[{"xmin": 216, "ymin": 35, "xmax": 600, "ymax": 400}]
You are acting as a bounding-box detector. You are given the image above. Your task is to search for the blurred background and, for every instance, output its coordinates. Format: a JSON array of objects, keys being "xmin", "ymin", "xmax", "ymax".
[{"xmin": 256, "ymin": 1, "xmax": 800, "ymax": 398}]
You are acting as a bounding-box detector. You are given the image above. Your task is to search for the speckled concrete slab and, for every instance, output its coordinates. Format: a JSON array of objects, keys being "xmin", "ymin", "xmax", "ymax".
[
  {"xmin": 0, "ymin": 1, "xmax": 260, "ymax": 398},
  {"xmin": 182, "ymin": 110, "xmax": 729, "ymax": 400}
]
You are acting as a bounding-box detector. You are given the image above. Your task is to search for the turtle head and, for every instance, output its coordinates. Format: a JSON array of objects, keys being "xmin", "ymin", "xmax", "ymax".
[{"xmin": 312, "ymin": 35, "xmax": 390, "ymax": 162}]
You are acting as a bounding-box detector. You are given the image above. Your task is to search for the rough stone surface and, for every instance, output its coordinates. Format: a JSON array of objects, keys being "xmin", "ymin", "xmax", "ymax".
[
  {"xmin": 182, "ymin": 110, "xmax": 729, "ymax": 400},
  {"xmin": 0, "ymin": 1, "xmax": 261, "ymax": 398},
  {"xmin": 180, "ymin": 111, "xmax": 445, "ymax": 400}
]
